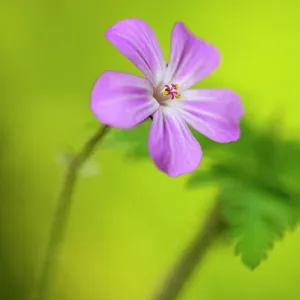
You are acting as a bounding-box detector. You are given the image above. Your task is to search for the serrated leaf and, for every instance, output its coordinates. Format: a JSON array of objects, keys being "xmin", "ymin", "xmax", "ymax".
[
  {"xmin": 219, "ymin": 181, "xmax": 298, "ymax": 269},
  {"xmin": 184, "ymin": 117, "xmax": 300, "ymax": 268},
  {"xmin": 198, "ymin": 119, "xmax": 300, "ymax": 199}
]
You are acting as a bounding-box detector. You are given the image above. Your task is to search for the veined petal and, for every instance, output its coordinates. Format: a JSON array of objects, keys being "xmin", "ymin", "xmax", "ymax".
[
  {"xmin": 91, "ymin": 71, "xmax": 159, "ymax": 129},
  {"xmin": 165, "ymin": 23, "xmax": 221, "ymax": 90},
  {"xmin": 148, "ymin": 108, "xmax": 202, "ymax": 177},
  {"xmin": 178, "ymin": 89, "xmax": 244, "ymax": 143},
  {"xmin": 105, "ymin": 19, "xmax": 166, "ymax": 87}
]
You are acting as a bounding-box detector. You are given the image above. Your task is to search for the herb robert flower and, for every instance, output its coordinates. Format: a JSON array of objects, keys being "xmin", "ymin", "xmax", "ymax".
[{"xmin": 91, "ymin": 19, "xmax": 244, "ymax": 177}]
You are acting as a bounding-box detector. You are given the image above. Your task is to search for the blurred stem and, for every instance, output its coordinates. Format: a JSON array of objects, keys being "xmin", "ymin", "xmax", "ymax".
[
  {"xmin": 153, "ymin": 203, "xmax": 224, "ymax": 300},
  {"xmin": 33, "ymin": 124, "xmax": 110, "ymax": 300}
]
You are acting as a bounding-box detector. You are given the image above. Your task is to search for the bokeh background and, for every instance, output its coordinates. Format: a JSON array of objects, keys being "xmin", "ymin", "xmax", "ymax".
[{"xmin": 1, "ymin": 0, "xmax": 300, "ymax": 299}]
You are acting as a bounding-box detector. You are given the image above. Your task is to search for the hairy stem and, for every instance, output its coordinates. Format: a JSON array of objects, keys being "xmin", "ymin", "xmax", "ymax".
[
  {"xmin": 33, "ymin": 124, "xmax": 109, "ymax": 300},
  {"xmin": 153, "ymin": 203, "xmax": 224, "ymax": 300}
]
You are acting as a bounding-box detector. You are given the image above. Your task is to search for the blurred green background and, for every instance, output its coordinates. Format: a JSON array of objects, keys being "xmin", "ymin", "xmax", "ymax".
[{"xmin": 1, "ymin": 0, "xmax": 300, "ymax": 299}]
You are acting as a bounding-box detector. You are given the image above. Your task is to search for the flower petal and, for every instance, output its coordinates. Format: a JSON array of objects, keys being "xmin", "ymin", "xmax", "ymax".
[
  {"xmin": 91, "ymin": 71, "xmax": 159, "ymax": 129},
  {"xmin": 105, "ymin": 19, "xmax": 166, "ymax": 87},
  {"xmin": 178, "ymin": 89, "xmax": 244, "ymax": 143},
  {"xmin": 165, "ymin": 23, "xmax": 221, "ymax": 90},
  {"xmin": 148, "ymin": 108, "xmax": 202, "ymax": 177}
]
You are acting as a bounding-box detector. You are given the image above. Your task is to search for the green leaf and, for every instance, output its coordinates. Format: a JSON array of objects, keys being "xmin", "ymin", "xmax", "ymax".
[
  {"xmin": 192, "ymin": 118, "xmax": 300, "ymax": 197},
  {"xmin": 188, "ymin": 125, "xmax": 216, "ymax": 151},
  {"xmin": 103, "ymin": 121, "xmax": 150, "ymax": 159},
  {"xmin": 186, "ymin": 118, "xmax": 300, "ymax": 269},
  {"xmin": 187, "ymin": 171, "xmax": 216, "ymax": 188},
  {"xmin": 219, "ymin": 181, "xmax": 298, "ymax": 269},
  {"xmin": 101, "ymin": 120, "xmax": 222, "ymax": 161}
]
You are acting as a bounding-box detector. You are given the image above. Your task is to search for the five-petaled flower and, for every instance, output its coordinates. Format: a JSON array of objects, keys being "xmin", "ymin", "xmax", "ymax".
[{"xmin": 91, "ymin": 18, "xmax": 244, "ymax": 177}]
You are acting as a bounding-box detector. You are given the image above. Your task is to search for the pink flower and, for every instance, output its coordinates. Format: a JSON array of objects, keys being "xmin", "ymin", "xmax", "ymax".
[{"xmin": 91, "ymin": 19, "xmax": 244, "ymax": 177}]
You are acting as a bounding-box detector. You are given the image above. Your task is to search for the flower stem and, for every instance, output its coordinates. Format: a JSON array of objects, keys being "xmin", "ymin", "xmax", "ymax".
[
  {"xmin": 153, "ymin": 203, "xmax": 224, "ymax": 300},
  {"xmin": 33, "ymin": 124, "xmax": 110, "ymax": 300}
]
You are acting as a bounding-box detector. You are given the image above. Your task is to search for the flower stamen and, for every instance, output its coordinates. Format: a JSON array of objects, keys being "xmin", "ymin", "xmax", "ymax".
[
  {"xmin": 161, "ymin": 83, "xmax": 181, "ymax": 100},
  {"xmin": 175, "ymin": 92, "xmax": 181, "ymax": 99}
]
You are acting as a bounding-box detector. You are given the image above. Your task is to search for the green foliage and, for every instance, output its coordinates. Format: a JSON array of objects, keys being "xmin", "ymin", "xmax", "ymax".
[
  {"xmin": 219, "ymin": 181, "xmax": 299, "ymax": 269},
  {"xmin": 103, "ymin": 121, "xmax": 151, "ymax": 159},
  {"xmin": 187, "ymin": 119, "xmax": 300, "ymax": 269},
  {"xmin": 94, "ymin": 116, "xmax": 300, "ymax": 269},
  {"xmin": 100, "ymin": 120, "xmax": 216, "ymax": 160}
]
